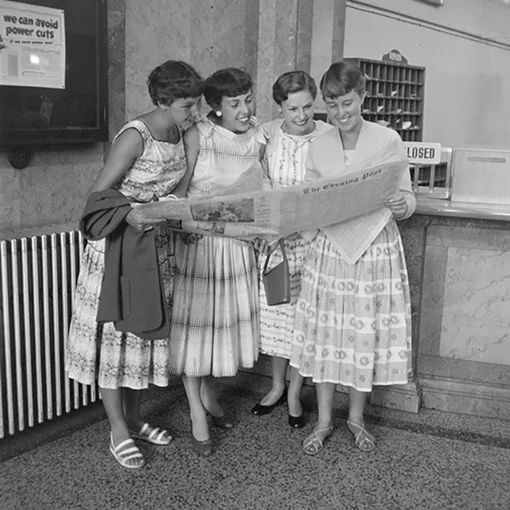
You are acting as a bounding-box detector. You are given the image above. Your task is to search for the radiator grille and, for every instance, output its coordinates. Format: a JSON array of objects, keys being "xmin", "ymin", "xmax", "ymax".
[{"xmin": 0, "ymin": 228, "xmax": 97, "ymax": 438}]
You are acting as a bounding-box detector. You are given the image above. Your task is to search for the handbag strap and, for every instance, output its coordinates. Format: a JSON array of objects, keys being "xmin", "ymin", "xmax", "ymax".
[{"xmin": 262, "ymin": 238, "xmax": 287, "ymax": 274}]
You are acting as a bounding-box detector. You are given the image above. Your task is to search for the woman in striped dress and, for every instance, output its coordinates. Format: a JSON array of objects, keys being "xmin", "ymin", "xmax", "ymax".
[
  {"xmin": 251, "ymin": 71, "xmax": 332, "ymax": 428},
  {"xmin": 168, "ymin": 68, "xmax": 265, "ymax": 456},
  {"xmin": 289, "ymin": 61, "xmax": 416, "ymax": 455}
]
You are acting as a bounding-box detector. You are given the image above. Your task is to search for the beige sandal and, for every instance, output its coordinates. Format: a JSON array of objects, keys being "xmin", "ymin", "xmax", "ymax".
[
  {"xmin": 347, "ymin": 420, "xmax": 376, "ymax": 452},
  {"xmin": 302, "ymin": 425, "xmax": 334, "ymax": 455}
]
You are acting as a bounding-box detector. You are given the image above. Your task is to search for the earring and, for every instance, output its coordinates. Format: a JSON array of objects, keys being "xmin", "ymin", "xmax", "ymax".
[{"xmin": 216, "ymin": 111, "xmax": 222, "ymax": 117}]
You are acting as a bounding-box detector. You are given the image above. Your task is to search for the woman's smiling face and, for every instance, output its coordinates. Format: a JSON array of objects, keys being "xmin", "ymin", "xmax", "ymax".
[
  {"xmin": 218, "ymin": 90, "xmax": 254, "ymax": 133},
  {"xmin": 164, "ymin": 96, "xmax": 202, "ymax": 130},
  {"xmin": 280, "ymin": 90, "xmax": 315, "ymax": 136},
  {"xmin": 324, "ymin": 89, "xmax": 365, "ymax": 134}
]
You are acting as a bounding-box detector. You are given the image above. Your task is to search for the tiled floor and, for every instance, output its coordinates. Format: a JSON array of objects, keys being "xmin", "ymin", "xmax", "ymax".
[{"xmin": 1, "ymin": 372, "xmax": 510, "ymax": 510}]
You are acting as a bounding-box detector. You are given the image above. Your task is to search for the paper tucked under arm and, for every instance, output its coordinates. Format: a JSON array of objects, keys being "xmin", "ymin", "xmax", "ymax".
[
  {"xmin": 321, "ymin": 209, "xmax": 392, "ymax": 264},
  {"xmin": 315, "ymin": 140, "xmax": 408, "ymax": 264}
]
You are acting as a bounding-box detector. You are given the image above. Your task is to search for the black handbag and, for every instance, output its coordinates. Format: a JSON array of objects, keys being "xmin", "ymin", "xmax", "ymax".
[{"xmin": 262, "ymin": 239, "xmax": 291, "ymax": 306}]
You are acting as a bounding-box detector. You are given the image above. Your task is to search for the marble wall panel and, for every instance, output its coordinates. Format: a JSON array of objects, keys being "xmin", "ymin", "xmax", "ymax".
[
  {"xmin": 274, "ymin": 0, "xmax": 299, "ymax": 74},
  {"xmin": 108, "ymin": 0, "xmax": 126, "ymax": 136},
  {"xmin": 190, "ymin": 0, "xmax": 247, "ymax": 77},
  {"xmin": 255, "ymin": 0, "xmax": 317, "ymax": 122},
  {"xmin": 296, "ymin": 0, "xmax": 314, "ymax": 73},
  {"xmin": 418, "ymin": 242, "xmax": 448, "ymax": 357},
  {"xmin": 17, "ymin": 146, "xmax": 103, "ymax": 228},
  {"xmin": 125, "ymin": 0, "xmax": 192, "ymax": 119},
  {"xmin": 0, "ymin": 155, "xmax": 21, "ymax": 231},
  {"xmin": 416, "ymin": 220, "xmax": 510, "ymax": 418},
  {"xmin": 399, "ymin": 215, "xmax": 430, "ymax": 372},
  {"xmin": 440, "ymin": 246, "xmax": 510, "ymax": 365},
  {"xmin": 310, "ymin": 0, "xmax": 335, "ymax": 112},
  {"xmin": 0, "ymin": 146, "xmax": 104, "ymax": 232},
  {"xmin": 419, "ymin": 223, "xmax": 510, "ymax": 370},
  {"xmin": 255, "ymin": 0, "xmax": 278, "ymax": 122},
  {"xmin": 331, "ymin": 0, "xmax": 347, "ymax": 62},
  {"xmin": 244, "ymin": 0, "xmax": 261, "ymax": 83}
]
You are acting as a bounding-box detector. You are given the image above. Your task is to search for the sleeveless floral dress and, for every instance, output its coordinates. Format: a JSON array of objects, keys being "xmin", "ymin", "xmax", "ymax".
[{"xmin": 66, "ymin": 120, "xmax": 186, "ymax": 389}]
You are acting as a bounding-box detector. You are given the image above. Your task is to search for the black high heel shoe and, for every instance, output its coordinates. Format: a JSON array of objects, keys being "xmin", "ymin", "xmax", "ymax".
[
  {"xmin": 190, "ymin": 434, "xmax": 213, "ymax": 457},
  {"xmin": 208, "ymin": 412, "xmax": 235, "ymax": 430},
  {"xmin": 288, "ymin": 413, "xmax": 305, "ymax": 429},
  {"xmin": 251, "ymin": 387, "xmax": 287, "ymax": 416}
]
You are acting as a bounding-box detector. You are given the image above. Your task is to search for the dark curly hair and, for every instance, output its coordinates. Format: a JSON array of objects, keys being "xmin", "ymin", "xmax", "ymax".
[
  {"xmin": 203, "ymin": 68, "xmax": 253, "ymax": 110},
  {"xmin": 320, "ymin": 61, "xmax": 366, "ymax": 100},
  {"xmin": 272, "ymin": 71, "xmax": 317, "ymax": 106},
  {"xmin": 147, "ymin": 60, "xmax": 204, "ymax": 106}
]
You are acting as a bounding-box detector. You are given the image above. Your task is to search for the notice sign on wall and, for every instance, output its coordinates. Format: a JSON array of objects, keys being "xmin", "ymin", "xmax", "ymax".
[
  {"xmin": 0, "ymin": 0, "xmax": 65, "ymax": 89},
  {"xmin": 404, "ymin": 142, "xmax": 442, "ymax": 165}
]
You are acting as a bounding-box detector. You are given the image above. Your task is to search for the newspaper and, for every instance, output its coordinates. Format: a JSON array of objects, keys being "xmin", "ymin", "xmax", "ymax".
[{"xmin": 136, "ymin": 152, "xmax": 408, "ymax": 263}]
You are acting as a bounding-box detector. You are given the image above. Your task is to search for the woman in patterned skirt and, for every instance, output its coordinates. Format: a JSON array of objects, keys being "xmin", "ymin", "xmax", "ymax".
[
  {"xmin": 66, "ymin": 61, "xmax": 203, "ymax": 469},
  {"xmin": 251, "ymin": 71, "xmax": 332, "ymax": 428},
  {"xmin": 168, "ymin": 68, "xmax": 265, "ymax": 456},
  {"xmin": 289, "ymin": 61, "xmax": 416, "ymax": 454}
]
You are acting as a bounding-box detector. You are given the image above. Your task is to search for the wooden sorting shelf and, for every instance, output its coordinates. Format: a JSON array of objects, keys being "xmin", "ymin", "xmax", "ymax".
[{"xmin": 345, "ymin": 58, "xmax": 425, "ymax": 142}]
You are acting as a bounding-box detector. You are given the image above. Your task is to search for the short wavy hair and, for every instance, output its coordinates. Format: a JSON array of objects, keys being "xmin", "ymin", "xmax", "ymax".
[
  {"xmin": 320, "ymin": 61, "xmax": 366, "ymax": 100},
  {"xmin": 272, "ymin": 71, "xmax": 317, "ymax": 105},
  {"xmin": 147, "ymin": 60, "xmax": 204, "ymax": 106},
  {"xmin": 203, "ymin": 68, "xmax": 253, "ymax": 110}
]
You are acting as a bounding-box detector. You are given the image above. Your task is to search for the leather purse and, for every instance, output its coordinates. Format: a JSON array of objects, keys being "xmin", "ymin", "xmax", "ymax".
[{"xmin": 262, "ymin": 239, "xmax": 291, "ymax": 306}]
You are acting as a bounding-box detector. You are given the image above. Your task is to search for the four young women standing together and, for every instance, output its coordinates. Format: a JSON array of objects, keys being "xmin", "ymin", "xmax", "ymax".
[{"xmin": 66, "ymin": 58, "xmax": 415, "ymax": 469}]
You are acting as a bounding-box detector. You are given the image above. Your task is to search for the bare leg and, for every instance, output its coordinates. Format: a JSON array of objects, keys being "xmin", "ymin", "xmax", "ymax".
[
  {"xmin": 316, "ymin": 382, "xmax": 335, "ymax": 431},
  {"xmin": 200, "ymin": 376, "xmax": 224, "ymax": 417},
  {"xmin": 101, "ymin": 387, "xmax": 144, "ymax": 468},
  {"xmin": 100, "ymin": 387, "xmax": 130, "ymax": 443},
  {"xmin": 123, "ymin": 387, "xmax": 143, "ymax": 431},
  {"xmin": 182, "ymin": 375, "xmax": 209, "ymax": 441},
  {"xmin": 347, "ymin": 387, "xmax": 375, "ymax": 451},
  {"xmin": 348, "ymin": 387, "xmax": 368, "ymax": 426},
  {"xmin": 287, "ymin": 366, "xmax": 304, "ymax": 417},
  {"xmin": 259, "ymin": 355, "xmax": 288, "ymax": 406},
  {"xmin": 302, "ymin": 382, "xmax": 335, "ymax": 454}
]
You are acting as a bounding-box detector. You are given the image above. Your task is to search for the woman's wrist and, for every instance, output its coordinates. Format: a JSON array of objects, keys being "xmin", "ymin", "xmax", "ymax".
[{"xmin": 397, "ymin": 201, "xmax": 409, "ymax": 220}]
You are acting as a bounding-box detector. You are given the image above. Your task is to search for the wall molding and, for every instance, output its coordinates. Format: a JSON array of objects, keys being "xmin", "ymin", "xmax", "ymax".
[
  {"xmin": 346, "ymin": 0, "xmax": 510, "ymax": 51},
  {"xmin": 420, "ymin": 375, "xmax": 510, "ymax": 420}
]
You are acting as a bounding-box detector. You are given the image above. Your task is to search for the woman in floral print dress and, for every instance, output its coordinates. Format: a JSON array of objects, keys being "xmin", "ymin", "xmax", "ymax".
[{"xmin": 66, "ymin": 60, "xmax": 203, "ymax": 469}]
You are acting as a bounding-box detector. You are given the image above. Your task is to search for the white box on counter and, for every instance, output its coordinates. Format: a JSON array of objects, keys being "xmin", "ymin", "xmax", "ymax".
[{"xmin": 451, "ymin": 147, "xmax": 510, "ymax": 205}]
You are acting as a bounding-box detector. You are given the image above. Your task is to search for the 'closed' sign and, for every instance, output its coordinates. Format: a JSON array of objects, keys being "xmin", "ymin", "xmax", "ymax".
[{"xmin": 403, "ymin": 142, "xmax": 441, "ymax": 165}]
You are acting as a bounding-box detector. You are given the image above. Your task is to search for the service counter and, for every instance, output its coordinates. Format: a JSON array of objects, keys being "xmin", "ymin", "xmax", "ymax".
[
  {"xmin": 249, "ymin": 147, "xmax": 510, "ymax": 420},
  {"xmin": 373, "ymin": 146, "xmax": 510, "ymax": 419},
  {"xmin": 394, "ymin": 213, "xmax": 510, "ymax": 419}
]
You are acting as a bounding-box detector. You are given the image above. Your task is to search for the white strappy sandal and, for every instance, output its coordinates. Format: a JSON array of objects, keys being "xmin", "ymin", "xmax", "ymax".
[
  {"xmin": 109, "ymin": 434, "xmax": 145, "ymax": 469},
  {"xmin": 302, "ymin": 424, "xmax": 334, "ymax": 455},
  {"xmin": 129, "ymin": 423, "xmax": 172, "ymax": 445}
]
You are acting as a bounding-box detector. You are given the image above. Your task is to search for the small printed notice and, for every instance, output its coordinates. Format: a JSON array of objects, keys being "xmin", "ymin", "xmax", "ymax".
[
  {"xmin": 403, "ymin": 142, "xmax": 442, "ymax": 165},
  {"xmin": 0, "ymin": 0, "xmax": 65, "ymax": 88}
]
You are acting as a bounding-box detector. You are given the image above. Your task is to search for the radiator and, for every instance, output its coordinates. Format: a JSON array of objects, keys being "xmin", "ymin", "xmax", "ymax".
[{"xmin": 0, "ymin": 227, "xmax": 98, "ymax": 439}]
